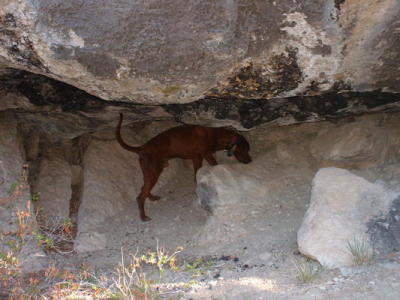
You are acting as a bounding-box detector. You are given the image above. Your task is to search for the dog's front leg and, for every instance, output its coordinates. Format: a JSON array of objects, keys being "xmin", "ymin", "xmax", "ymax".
[
  {"xmin": 205, "ymin": 153, "xmax": 218, "ymax": 166},
  {"xmin": 192, "ymin": 156, "xmax": 203, "ymax": 182}
]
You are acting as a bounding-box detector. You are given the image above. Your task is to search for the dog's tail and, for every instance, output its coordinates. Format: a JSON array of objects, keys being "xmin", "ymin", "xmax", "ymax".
[{"xmin": 116, "ymin": 113, "xmax": 141, "ymax": 153}]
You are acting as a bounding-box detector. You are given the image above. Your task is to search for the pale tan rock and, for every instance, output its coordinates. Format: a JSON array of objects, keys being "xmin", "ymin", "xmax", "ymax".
[
  {"xmin": 310, "ymin": 116, "xmax": 388, "ymax": 164},
  {"xmin": 35, "ymin": 156, "xmax": 72, "ymax": 220},
  {"xmin": 298, "ymin": 167, "xmax": 398, "ymax": 268}
]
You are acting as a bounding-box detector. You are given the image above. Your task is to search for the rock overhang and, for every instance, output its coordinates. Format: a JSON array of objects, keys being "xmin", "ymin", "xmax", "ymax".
[
  {"xmin": 0, "ymin": 0, "xmax": 399, "ymax": 109},
  {"xmin": 0, "ymin": 68, "xmax": 399, "ymax": 141}
]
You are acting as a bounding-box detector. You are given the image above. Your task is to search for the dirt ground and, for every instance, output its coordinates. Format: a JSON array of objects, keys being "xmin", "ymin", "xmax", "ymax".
[{"xmin": 46, "ymin": 167, "xmax": 400, "ymax": 300}]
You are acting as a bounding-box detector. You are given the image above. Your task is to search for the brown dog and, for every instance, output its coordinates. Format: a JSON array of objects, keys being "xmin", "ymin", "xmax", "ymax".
[{"xmin": 116, "ymin": 113, "xmax": 252, "ymax": 221}]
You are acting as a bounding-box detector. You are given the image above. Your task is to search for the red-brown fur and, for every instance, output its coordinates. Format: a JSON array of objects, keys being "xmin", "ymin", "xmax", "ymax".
[{"xmin": 116, "ymin": 113, "xmax": 252, "ymax": 221}]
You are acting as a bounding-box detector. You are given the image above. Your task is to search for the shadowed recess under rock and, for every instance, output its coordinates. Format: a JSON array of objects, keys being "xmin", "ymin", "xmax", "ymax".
[
  {"xmin": 1, "ymin": 69, "xmax": 400, "ymax": 134},
  {"xmin": 368, "ymin": 197, "xmax": 400, "ymax": 255}
]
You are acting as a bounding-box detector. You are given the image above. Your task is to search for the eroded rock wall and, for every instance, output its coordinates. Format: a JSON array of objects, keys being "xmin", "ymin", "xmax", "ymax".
[
  {"xmin": 0, "ymin": 112, "xmax": 47, "ymax": 273},
  {"xmin": 196, "ymin": 112, "xmax": 400, "ymax": 253}
]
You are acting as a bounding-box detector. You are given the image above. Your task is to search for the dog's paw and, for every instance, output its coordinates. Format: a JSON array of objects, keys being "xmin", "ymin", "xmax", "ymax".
[
  {"xmin": 149, "ymin": 194, "xmax": 161, "ymax": 201},
  {"xmin": 141, "ymin": 216, "xmax": 152, "ymax": 222}
]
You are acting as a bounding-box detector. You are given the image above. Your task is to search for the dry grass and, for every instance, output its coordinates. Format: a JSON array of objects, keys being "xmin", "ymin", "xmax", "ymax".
[
  {"xmin": 114, "ymin": 249, "xmax": 158, "ymax": 299},
  {"xmin": 0, "ymin": 167, "xmax": 189, "ymax": 299},
  {"xmin": 1, "ymin": 246, "xmax": 181, "ymax": 299},
  {"xmin": 35, "ymin": 215, "xmax": 75, "ymax": 254},
  {"xmin": 294, "ymin": 257, "xmax": 323, "ymax": 283},
  {"xmin": 0, "ymin": 167, "xmax": 116, "ymax": 298},
  {"xmin": 347, "ymin": 237, "xmax": 375, "ymax": 266},
  {"xmin": 140, "ymin": 240, "xmax": 182, "ymax": 276}
]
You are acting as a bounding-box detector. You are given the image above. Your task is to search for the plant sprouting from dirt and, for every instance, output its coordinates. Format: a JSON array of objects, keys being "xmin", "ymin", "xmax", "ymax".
[
  {"xmin": 140, "ymin": 240, "xmax": 182, "ymax": 276},
  {"xmin": 114, "ymin": 248, "xmax": 158, "ymax": 299},
  {"xmin": 31, "ymin": 192, "xmax": 40, "ymax": 202},
  {"xmin": 35, "ymin": 215, "xmax": 75, "ymax": 254},
  {"xmin": 184, "ymin": 257, "xmax": 214, "ymax": 278},
  {"xmin": 347, "ymin": 236, "xmax": 374, "ymax": 266},
  {"xmin": 294, "ymin": 257, "xmax": 323, "ymax": 283}
]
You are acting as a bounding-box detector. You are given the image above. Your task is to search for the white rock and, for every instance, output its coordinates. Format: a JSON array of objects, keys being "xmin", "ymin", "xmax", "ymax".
[
  {"xmin": 298, "ymin": 167, "xmax": 398, "ymax": 268},
  {"xmin": 258, "ymin": 252, "xmax": 272, "ymax": 261}
]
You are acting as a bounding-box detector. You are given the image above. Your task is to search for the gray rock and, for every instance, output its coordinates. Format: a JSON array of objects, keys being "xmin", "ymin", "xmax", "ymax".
[
  {"xmin": 0, "ymin": 112, "xmax": 24, "ymax": 198},
  {"xmin": 35, "ymin": 156, "xmax": 72, "ymax": 220},
  {"xmin": 258, "ymin": 252, "xmax": 272, "ymax": 262},
  {"xmin": 310, "ymin": 116, "xmax": 389, "ymax": 164},
  {"xmin": 0, "ymin": 112, "xmax": 48, "ymax": 273},
  {"xmin": 298, "ymin": 167, "xmax": 399, "ymax": 268},
  {"xmin": 1, "ymin": 0, "xmax": 399, "ymax": 106},
  {"xmin": 196, "ymin": 164, "xmax": 267, "ymax": 214},
  {"xmin": 74, "ymin": 138, "xmax": 141, "ymax": 252}
]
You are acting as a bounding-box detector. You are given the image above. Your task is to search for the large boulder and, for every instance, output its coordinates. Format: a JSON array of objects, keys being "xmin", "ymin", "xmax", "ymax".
[
  {"xmin": 297, "ymin": 167, "xmax": 399, "ymax": 268},
  {"xmin": 0, "ymin": 112, "xmax": 47, "ymax": 273},
  {"xmin": 1, "ymin": 0, "xmax": 399, "ymax": 105},
  {"xmin": 34, "ymin": 148, "xmax": 72, "ymax": 221},
  {"xmin": 74, "ymin": 138, "xmax": 141, "ymax": 252}
]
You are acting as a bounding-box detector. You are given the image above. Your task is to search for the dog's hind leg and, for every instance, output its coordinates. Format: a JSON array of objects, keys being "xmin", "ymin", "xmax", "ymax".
[
  {"xmin": 137, "ymin": 158, "xmax": 163, "ymax": 221},
  {"xmin": 148, "ymin": 159, "xmax": 169, "ymax": 201}
]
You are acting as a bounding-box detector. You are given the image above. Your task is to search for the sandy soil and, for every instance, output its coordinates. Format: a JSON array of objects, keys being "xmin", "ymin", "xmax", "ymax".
[{"xmin": 48, "ymin": 168, "xmax": 400, "ymax": 300}]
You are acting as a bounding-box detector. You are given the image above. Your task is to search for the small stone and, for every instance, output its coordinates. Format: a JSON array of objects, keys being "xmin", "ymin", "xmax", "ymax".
[
  {"xmin": 381, "ymin": 262, "xmax": 399, "ymax": 270},
  {"xmin": 377, "ymin": 222, "xmax": 390, "ymax": 230},
  {"xmin": 339, "ymin": 267, "xmax": 353, "ymax": 276},
  {"xmin": 258, "ymin": 252, "xmax": 272, "ymax": 261},
  {"xmin": 391, "ymin": 282, "xmax": 399, "ymax": 288}
]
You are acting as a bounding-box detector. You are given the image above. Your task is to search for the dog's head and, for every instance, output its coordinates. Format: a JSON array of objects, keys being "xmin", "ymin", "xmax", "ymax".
[{"xmin": 226, "ymin": 134, "xmax": 252, "ymax": 164}]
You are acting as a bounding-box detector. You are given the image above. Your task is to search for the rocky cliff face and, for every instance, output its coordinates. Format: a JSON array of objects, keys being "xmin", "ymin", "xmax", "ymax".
[
  {"xmin": 1, "ymin": 0, "xmax": 399, "ymax": 106},
  {"xmin": 0, "ymin": 0, "xmax": 400, "ymax": 278},
  {"xmin": 0, "ymin": 0, "xmax": 399, "ymax": 134}
]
